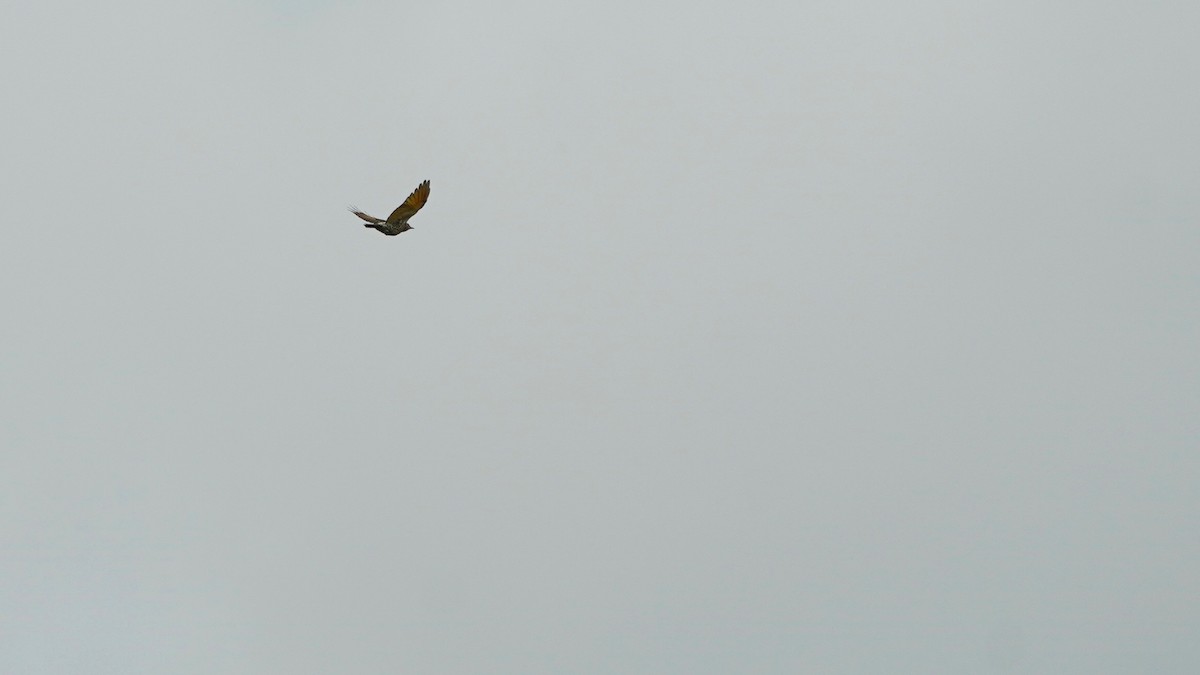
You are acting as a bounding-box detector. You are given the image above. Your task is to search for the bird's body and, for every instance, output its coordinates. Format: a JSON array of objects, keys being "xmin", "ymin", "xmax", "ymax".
[{"xmin": 349, "ymin": 180, "xmax": 431, "ymax": 236}]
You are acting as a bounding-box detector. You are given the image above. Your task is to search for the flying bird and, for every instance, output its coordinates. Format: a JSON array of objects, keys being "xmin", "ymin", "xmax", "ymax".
[{"xmin": 349, "ymin": 180, "xmax": 431, "ymax": 236}]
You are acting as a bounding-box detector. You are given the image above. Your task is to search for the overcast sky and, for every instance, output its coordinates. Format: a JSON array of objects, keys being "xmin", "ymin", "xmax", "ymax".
[{"xmin": 1, "ymin": 1, "xmax": 1198, "ymax": 673}]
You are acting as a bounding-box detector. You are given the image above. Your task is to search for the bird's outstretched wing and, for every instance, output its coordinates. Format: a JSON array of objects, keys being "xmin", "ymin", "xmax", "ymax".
[
  {"xmin": 386, "ymin": 180, "xmax": 431, "ymax": 225},
  {"xmin": 348, "ymin": 207, "xmax": 385, "ymax": 225}
]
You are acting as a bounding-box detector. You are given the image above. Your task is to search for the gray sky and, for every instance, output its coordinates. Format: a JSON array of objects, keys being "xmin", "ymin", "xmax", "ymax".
[{"xmin": 2, "ymin": 1, "xmax": 1198, "ymax": 672}]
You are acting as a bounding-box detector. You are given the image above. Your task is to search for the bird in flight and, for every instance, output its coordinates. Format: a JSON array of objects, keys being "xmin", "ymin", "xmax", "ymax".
[{"xmin": 349, "ymin": 180, "xmax": 431, "ymax": 236}]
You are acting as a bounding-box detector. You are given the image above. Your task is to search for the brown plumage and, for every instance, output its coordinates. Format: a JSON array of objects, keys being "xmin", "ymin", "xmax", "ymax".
[{"xmin": 349, "ymin": 180, "xmax": 431, "ymax": 236}]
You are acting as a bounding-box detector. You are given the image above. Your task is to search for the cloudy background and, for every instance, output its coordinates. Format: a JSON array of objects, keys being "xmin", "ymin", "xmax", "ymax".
[{"xmin": 2, "ymin": 1, "xmax": 1197, "ymax": 672}]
